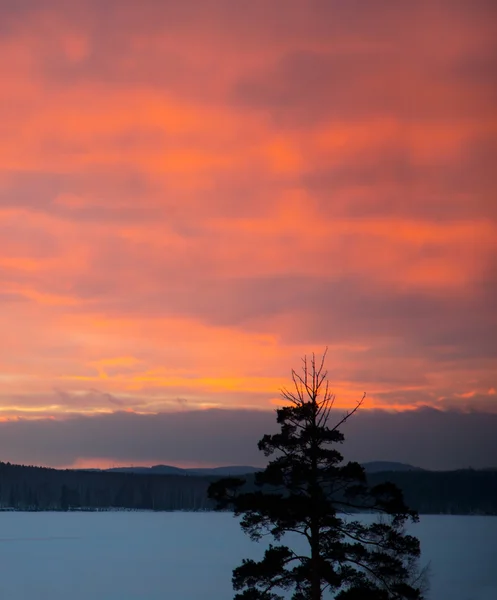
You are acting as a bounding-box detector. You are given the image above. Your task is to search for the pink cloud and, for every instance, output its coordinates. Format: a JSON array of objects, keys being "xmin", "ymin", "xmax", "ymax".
[{"xmin": 0, "ymin": 0, "xmax": 495, "ymax": 435}]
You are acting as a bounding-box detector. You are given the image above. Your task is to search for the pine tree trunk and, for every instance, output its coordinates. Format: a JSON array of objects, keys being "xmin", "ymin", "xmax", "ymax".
[
  {"xmin": 310, "ymin": 524, "xmax": 322, "ymax": 600},
  {"xmin": 310, "ymin": 397, "xmax": 322, "ymax": 600}
]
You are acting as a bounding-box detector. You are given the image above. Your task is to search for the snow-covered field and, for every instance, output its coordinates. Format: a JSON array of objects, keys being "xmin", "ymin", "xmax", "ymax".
[{"xmin": 0, "ymin": 512, "xmax": 495, "ymax": 599}]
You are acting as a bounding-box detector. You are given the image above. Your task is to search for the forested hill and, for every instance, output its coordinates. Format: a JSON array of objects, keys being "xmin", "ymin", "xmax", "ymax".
[
  {"xmin": 367, "ymin": 469, "xmax": 497, "ymax": 515},
  {"xmin": 0, "ymin": 462, "xmax": 213, "ymax": 512},
  {"xmin": 103, "ymin": 461, "xmax": 420, "ymax": 476},
  {"xmin": 0, "ymin": 461, "xmax": 496, "ymax": 515}
]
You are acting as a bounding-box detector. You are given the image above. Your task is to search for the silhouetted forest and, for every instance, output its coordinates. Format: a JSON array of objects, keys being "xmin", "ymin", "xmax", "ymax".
[
  {"xmin": 368, "ymin": 469, "xmax": 497, "ymax": 515},
  {"xmin": 0, "ymin": 462, "xmax": 213, "ymax": 511},
  {"xmin": 0, "ymin": 461, "xmax": 495, "ymax": 514}
]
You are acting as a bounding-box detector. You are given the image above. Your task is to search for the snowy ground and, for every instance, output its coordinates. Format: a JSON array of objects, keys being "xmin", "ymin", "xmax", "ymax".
[{"xmin": 0, "ymin": 512, "xmax": 495, "ymax": 599}]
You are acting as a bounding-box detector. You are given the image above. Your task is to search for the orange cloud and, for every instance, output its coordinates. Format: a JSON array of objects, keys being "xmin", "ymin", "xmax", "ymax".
[{"xmin": 0, "ymin": 0, "xmax": 495, "ymax": 432}]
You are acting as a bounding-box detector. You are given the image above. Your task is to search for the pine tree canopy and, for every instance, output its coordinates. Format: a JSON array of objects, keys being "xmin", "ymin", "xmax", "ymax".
[{"xmin": 208, "ymin": 352, "xmax": 427, "ymax": 600}]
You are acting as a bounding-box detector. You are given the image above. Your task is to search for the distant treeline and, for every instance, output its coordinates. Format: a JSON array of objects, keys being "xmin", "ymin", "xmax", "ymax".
[
  {"xmin": 367, "ymin": 470, "xmax": 497, "ymax": 515},
  {"xmin": 1, "ymin": 462, "xmax": 496, "ymax": 515},
  {"xmin": 0, "ymin": 462, "xmax": 214, "ymax": 511}
]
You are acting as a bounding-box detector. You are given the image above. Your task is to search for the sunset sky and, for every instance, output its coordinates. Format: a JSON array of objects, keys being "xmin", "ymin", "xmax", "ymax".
[{"xmin": 0, "ymin": 1, "xmax": 496, "ymax": 468}]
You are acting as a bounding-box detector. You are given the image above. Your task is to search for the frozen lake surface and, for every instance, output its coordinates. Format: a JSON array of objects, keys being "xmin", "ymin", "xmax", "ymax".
[{"xmin": 0, "ymin": 512, "xmax": 495, "ymax": 599}]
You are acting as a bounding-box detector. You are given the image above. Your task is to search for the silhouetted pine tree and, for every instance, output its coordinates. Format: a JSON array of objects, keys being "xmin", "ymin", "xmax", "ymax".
[{"xmin": 209, "ymin": 352, "xmax": 426, "ymax": 600}]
